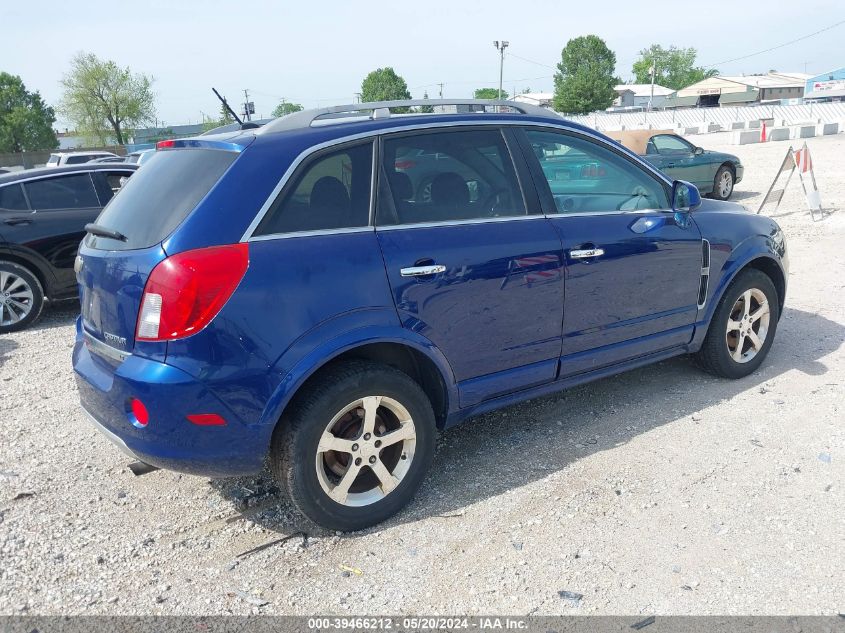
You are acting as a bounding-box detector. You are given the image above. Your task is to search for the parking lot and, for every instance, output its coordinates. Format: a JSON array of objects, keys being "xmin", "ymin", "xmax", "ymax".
[{"xmin": 0, "ymin": 133, "xmax": 843, "ymax": 615}]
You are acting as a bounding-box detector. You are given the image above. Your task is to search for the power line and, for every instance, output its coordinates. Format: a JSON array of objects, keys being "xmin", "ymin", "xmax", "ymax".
[
  {"xmin": 506, "ymin": 52, "xmax": 557, "ymax": 70},
  {"xmin": 703, "ymin": 18, "xmax": 845, "ymax": 68}
]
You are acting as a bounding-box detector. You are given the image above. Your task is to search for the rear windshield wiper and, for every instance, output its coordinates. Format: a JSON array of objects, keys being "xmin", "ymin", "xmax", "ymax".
[{"xmin": 84, "ymin": 223, "xmax": 127, "ymax": 242}]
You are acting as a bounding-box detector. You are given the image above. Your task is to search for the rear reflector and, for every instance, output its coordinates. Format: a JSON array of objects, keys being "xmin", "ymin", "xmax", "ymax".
[
  {"xmin": 156, "ymin": 139, "xmax": 176, "ymax": 149},
  {"xmin": 187, "ymin": 413, "xmax": 227, "ymax": 426},
  {"xmin": 136, "ymin": 243, "xmax": 249, "ymax": 341},
  {"xmin": 130, "ymin": 398, "xmax": 149, "ymax": 427}
]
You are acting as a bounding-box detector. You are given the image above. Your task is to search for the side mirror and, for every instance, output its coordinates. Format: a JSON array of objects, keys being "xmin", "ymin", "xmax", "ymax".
[
  {"xmin": 694, "ymin": 146, "xmax": 704, "ymax": 155},
  {"xmin": 672, "ymin": 180, "xmax": 702, "ymax": 212}
]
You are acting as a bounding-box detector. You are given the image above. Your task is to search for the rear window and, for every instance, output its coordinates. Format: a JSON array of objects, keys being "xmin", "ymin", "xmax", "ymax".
[
  {"xmin": 46, "ymin": 155, "xmax": 60, "ymax": 165},
  {"xmin": 88, "ymin": 148, "xmax": 237, "ymax": 250}
]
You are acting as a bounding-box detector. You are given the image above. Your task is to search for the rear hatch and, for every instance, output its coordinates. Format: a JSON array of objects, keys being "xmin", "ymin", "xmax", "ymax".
[{"xmin": 78, "ymin": 143, "xmax": 241, "ymax": 354}]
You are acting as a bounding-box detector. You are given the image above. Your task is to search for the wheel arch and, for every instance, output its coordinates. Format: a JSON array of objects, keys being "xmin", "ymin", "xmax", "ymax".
[
  {"xmin": 694, "ymin": 248, "xmax": 786, "ymax": 351},
  {"xmin": 0, "ymin": 251, "xmax": 50, "ymax": 297},
  {"xmin": 261, "ymin": 331, "xmax": 458, "ymax": 435}
]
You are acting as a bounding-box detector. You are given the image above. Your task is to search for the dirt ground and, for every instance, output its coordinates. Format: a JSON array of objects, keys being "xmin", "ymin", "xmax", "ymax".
[{"xmin": 0, "ymin": 132, "xmax": 842, "ymax": 616}]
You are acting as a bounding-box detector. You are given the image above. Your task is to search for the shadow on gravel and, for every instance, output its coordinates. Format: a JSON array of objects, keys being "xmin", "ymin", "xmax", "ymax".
[
  {"xmin": 209, "ymin": 306, "xmax": 844, "ymax": 537},
  {"xmin": 0, "ymin": 335, "xmax": 19, "ymax": 369},
  {"xmin": 30, "ymin": 300, "xmax": 80, "ymax": 332},
  {"xmin": 727, "ymin": 190, "xmax": 759, "ymax": 202}
]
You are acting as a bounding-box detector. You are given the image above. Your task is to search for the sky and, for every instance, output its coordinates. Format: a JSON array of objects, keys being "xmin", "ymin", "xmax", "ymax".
[{"xmin": 2, "ymin": 0, "xmax": 844, "ymax": 129}]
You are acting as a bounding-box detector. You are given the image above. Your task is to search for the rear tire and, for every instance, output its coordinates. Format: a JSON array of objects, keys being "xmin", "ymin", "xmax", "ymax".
[
  {"xmin": 710, "ymin": 165, "xmax": 734, "ymax": 200},
  {"xmin": 271, "ymin": 360, "xmax": 436, "ymax": 531},
  {"xmin": 0, "ymin": 261, "xmax": 44, "ymax": 334},
  {"xmin": 694, "ymin": 269, "xmax": 779, "ymax": 379}
]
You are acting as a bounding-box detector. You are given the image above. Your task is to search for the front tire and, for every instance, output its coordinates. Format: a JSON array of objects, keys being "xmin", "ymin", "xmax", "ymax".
[
  {"xmin": 0, "ymin": 261, "xmax": 45, "ymax": 334},
  {"xmin": 711, "ymin": 165, "xmax": 734, "ymax": 200},
  {"xmin": 271, "ymin": 360, "xmax": 436, "ymax": 531},
  {"xmin": 694, "ymin": 269, "xmax": 779, "ymax": 378}
]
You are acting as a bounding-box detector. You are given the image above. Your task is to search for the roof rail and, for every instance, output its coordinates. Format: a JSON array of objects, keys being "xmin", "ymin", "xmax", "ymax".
[{"xmin": 257, "ymin": 99, "xmax": 561, "ymax": 135}]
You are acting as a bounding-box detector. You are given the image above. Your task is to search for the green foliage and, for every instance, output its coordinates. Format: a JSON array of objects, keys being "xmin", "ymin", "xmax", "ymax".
[
  {"xmin": 59, "ymin": 52, "xmax": 155, "ymax": 145},
  {"xmin": 474, "ymin": 87, "xmax": 509, "ymax": 100},
  {"xmin": 631, "ymin": 45, "xmax": 717, "ymax": 90},
  {"xmin": 361, "ymin": 67, "xmax": 411, "ymax": 112},
  {"xmin": 272, "ymin": 101, "xmax": 304, "ymax": 117},
  {"xmin": 0, "ymin": 72, "xmax": 58, "ymax": 152},
  {"xmin": 553, "ymin": 35, "xmax": 617, "ymax": 114}
]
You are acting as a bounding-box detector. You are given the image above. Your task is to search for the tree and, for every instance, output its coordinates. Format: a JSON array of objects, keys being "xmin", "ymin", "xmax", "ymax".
[
  {"xmin": 631, "ymin": 45, "xmax": 717, "ymax": 90},
  {"xmin": 272, "ymin": 101, "xmax": 304, "ymax": 117},
  {"xmin": 360, "ymin": 67, "xmax": 411, "ymax": 112},
  {"xmin": 474, "ymin": 87, "xmax": 509, "ymax": 100},
  {"xmin": 0, "ymin": 73, "xmax": 58, "ymax": 152},
  {"xmin": 59, "ymin": 52, "xmax": 155, "ymax": 145},
  {"xmin": 553, "ymin": 35, "xmax": 617, "ymax": 114}
]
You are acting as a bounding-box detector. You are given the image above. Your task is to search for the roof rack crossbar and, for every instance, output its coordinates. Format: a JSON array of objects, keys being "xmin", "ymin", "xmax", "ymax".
[{"xmin": 258, "ymin": 99, "xmax": 560, "ymax": 134}]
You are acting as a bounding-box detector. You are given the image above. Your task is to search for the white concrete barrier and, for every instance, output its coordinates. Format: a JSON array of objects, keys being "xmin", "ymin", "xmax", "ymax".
[
  {"xmin": 748, "ymin": 120, "xmax": 761, "ymax": 129},
  {"xmin": 793, "ymin": 125, "xmax": 816, "ymax": 139},
  {"xmin": 730, "ymin": 121, "xmax": 746, "ymax": 130},
  {"xmin": 733, "ymin": 130, "xmax": 761, "ymax": 145},
  {"xmin": 682, "ymin": 126, "xmax": 701, "ymax": 135},
  {"xmin": 769, "ymin": 127, "xmax": 791, "ymax": 142},
  {"xmin": 817, "ymin": 122, "xmax": 839, "ymax": 135}
]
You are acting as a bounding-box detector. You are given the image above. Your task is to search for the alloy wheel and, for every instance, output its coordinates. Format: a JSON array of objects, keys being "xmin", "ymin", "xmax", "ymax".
[
  {"xmin": 0, "ymin": 271, "xmax": 34, "ymax": 327},
  {"xmin": 719, "ymin": 170, "xmax": 733, "ymax": 198},
  {"xmin": 315, "ymin": 395, "xmax": 417, "ymax": 507},
  {"xmin": 725, "ymin": 288, "xmax": 770, "ymax": 363}
]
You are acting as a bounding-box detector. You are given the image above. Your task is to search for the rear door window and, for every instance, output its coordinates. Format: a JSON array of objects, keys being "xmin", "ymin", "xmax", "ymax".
[
  {"xmin": 65, "ymin": 155, "xmax": 91, "ymax": 165},
  {"xmin": 254, "ymin": 141, "xmax": 373, "ymax": 236},
  {"xmin": 89, "ymin": 149, "xmax": 237, "ymax": 250},
  {"xmin": 24, "ymin": 174, "xmax": 100, "ymax": 210},
  {"xmin": 378, "ymin": 129, "xmax": 525, "ymax": 225},
  {"xmin": 0, "ymin": 183, "xmax": 29, "ymax": 211}
]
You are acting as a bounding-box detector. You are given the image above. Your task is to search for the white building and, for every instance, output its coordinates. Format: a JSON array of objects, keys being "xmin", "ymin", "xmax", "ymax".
[
  {"xmin": 612, "ymin": 84, "xmax": 674, "ymax": 109},
  {"xmin": 512, "ymin": 92, "xmax": 554, "ymax": 108},
  {"xmin": 670, "ymin": 72, "xmax": 811, "ymax": 107}
]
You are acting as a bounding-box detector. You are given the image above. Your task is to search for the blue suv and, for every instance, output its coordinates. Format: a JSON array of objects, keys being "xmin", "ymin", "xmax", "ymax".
[{"xmin": 72, "ymin": 100, "xmax": 787, "ymax": 530}]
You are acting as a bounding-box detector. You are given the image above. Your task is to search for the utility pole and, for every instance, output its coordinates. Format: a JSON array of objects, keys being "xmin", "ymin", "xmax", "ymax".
[
  {"xmin": 494, "ymin": 40, "xmax": 509, "ymax": 100},
  {"xmin": 243, "ymin": 89, "xmax": 251, "ymax": 122},
  {"xmin": 438, "ymin": 83, "xmax": 444, "ymax": 98},
  {"xmin": 647, "ymin": 52, "xmax": 660, "ymax": 112}
]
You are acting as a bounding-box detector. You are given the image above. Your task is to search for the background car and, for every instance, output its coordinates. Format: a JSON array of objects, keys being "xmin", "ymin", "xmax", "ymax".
[
  {"xmin": 45, "ymin": 151, "xmax": 119, "ymax": 166},
  {"xmin": 88, "ymin": 156, "xmax": 129, "ymax": 164},
  {"xmin": 0, "ymin": 163, "xmax": 137, "ymax": 332},
  {"xmin": 606, "ymin": 130, "xmax": 743, "ymax": 200},
  {"xmin": 125, "ymin": 149, "xmax": 156, "ymax": 165}
]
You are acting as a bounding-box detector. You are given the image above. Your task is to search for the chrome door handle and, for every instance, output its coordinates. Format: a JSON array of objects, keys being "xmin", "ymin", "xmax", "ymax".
[
  {"xmin": 570, "ymin": 248, "xmax": 604, "ymax": 259},
  {"xmin": 400, "ymin": 264, "xmax": 446, "ymax": 277}
]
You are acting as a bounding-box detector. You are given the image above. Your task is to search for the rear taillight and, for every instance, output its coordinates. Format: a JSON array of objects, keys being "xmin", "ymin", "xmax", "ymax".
[{"xmin": 136, "ymin": 243, "xmax": 249, "ymax": 341}]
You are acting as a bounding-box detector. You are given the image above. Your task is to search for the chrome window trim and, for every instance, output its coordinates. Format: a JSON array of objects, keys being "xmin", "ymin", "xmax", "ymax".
[
  {"xmin": 248, "ymin": 226, "xmax": 375, "ymax": 243},
  {"xmin": 376, "ymin": 214, "xmax": 547, "ymax": 232},
  {"xmin": 1, "ymin": 169, "xmax": 135, "ymax": 187},
  {"xmin": 241, "ymin": 119, "xmax": 676, "ymax": 242}
]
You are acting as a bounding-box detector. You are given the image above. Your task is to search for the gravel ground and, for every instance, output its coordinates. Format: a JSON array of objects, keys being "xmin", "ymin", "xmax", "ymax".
[{"xmin": 0, "ymin": 133, "xmax": 843, "ymax": 616}]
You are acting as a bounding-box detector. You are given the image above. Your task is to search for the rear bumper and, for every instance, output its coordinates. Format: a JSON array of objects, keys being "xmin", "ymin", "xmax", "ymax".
[{"xmin": 72, "ymin": 319, "xmax": 271, "ymax": 477}]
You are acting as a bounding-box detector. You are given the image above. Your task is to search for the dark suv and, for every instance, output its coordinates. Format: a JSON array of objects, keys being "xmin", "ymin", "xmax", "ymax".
[
  {"xmin": 0, "ymin": 163, "xmax": 137, "ymax": 331},
  {"xmin": 72, "ymin": 100, "xmax": 787, "ymax": 530}
]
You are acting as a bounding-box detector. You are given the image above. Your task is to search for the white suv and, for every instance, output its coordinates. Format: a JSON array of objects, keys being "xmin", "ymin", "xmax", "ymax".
[{"xmin": 45, "ymin": 151, "xmax": 119, "ymax": 167}]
